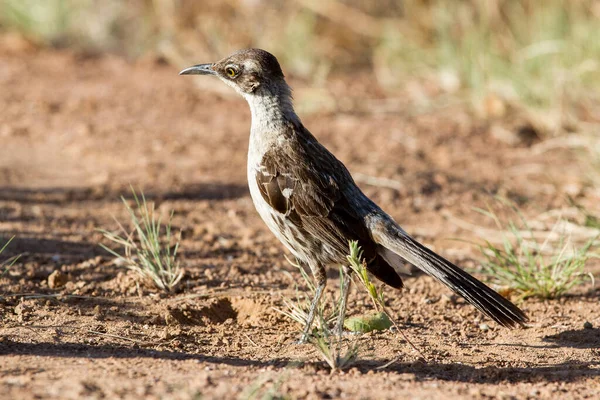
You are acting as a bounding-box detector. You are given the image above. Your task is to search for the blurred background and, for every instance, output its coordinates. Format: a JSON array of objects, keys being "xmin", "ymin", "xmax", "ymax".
[
  {"xmin": 1, "ymin": 0, "xmax": 599, "ymax": 238},
  {"xmin": 1, "ymin": 4, "xmax": 600, "ymax": 395},
  {"xmin": 1, "ymin": 0, "xmax": 600, "ymax": 126}
]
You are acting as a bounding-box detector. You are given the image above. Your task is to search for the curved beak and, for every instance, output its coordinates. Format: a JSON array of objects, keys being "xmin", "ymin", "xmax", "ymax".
[{"xmin": 179, "ymin": 63, "xmax": 216, "ymax": 76}]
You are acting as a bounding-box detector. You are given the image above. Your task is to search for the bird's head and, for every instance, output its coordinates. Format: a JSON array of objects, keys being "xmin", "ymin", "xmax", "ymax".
[{"xmin": 179, "ymin": 48, "xmax": 285, "ymax": 96}]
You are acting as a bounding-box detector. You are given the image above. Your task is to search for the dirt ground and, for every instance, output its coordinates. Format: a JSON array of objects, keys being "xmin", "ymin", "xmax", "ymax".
[{"xmin": 1, "ymin": 36, "xmax": 599, "ymax": 399}]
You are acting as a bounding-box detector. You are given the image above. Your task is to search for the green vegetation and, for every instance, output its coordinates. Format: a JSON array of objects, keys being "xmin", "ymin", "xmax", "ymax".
[
  {"xmin": 380, "ymin": 1, "xmax": 600, "ymax": 109},
  {"xmin": 346, "ymin": 241, "xmax": 386, "ymax": 311},
  {"xmin": 0, "ymin": 236, "xmax": 18, "ymax": 276},
  {"xmin": 476, "ymin": 201, "xmax": 597, "ymax": 300},
  {"xmin": 0, "ymin": 0, "xmax": 74, "ymax": 45},
  {"xmin": 276, "ymin": 259, "xmax": 362, "ymax": 371},
  {"xmin": 344, "ymin": 312, "xmax": 392, "ymax": 334},
  {"xmin": 99, "ymin": 188, "xmax": 184, "ymax": 292},
  {"xmin": 1, "ymin": 0, "xmax": 599, "ymax": 123},
  {"xmin": 0, "ymin": 0, "xmax": 154, "ymax": 54},
  {"xmin": 277, "ymin": 241, "xmax": 417, "ymax": 370},
  {"xmin": 308, "ymin": 319, "xmax": 361, "ymax": 372}
]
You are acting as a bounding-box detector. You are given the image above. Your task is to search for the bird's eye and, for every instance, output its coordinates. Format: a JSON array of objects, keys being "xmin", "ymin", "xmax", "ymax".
[{"xmin": 226, "ymin": 67, "xmax": 237, "ymax": 78}]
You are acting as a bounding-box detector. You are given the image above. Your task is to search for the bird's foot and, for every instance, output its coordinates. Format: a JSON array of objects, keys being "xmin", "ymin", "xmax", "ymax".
[
  {"xmin": 334, "ymin": 322, "xmax": 345, "ymax": 338},
  {"xmin": 295, "ymin": 329, "xmax": 312, "ymax": 344},
  {"xmin": 295, "ymin": 336, "xmax": 309, "ymax": 345}
]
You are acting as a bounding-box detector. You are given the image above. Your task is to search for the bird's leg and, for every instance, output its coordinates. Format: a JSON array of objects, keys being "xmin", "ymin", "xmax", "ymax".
[
  {"xmin": 299, "ymin": 264, "xmax": 326, "ymax": 344},
  {"xmin": 335, "ymin": 265, "xmax": 351, "ymax": 337}
]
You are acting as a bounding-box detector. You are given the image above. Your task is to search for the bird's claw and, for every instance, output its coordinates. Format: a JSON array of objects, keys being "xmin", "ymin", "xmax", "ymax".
[{"xmin": 295, "ymin": 333, "xmax": 310, "ymax": 345}]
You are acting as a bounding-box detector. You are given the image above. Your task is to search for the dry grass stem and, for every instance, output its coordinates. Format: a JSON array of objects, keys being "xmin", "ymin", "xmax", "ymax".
[{"xmin": 99, "ymin": 188, "xmax": 184, "ymax": 292}]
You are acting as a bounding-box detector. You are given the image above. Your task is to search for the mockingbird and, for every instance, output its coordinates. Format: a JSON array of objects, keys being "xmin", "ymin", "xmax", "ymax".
[{"xmin": 180, "ymin": 49, "xmax": 527, "ymax": 342}]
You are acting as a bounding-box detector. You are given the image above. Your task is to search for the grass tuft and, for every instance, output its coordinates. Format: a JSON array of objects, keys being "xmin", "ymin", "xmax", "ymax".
[
  {"xmin": 276, "ymin": 259, "xmax": 360, "ymax": 372},
  {"xmin": 346, "ymin": 241, "xmax": 385, "ymax": 310},
  {"xmin": 476, "ymin": 200, "xmax": 597, "ymax": 300},
  {"xmin": 1, "ymin": 236, "xmax": 19, "ymax": 276},
  {"xmin": 99, "ymin": 188, "xmax": 183, "ymax": 292},
  {"xmin": 277, "ymin": 242, "xmax": 424, "ymax": 369},
  {"xmin": 308, "ymin": 317, "xmax": 361, "ymax": 372},
  {"xmin": 276, "ymin": 257, "xmax": 340, "ymax": 330},
  {"xmin": 0, "ymin": 0, "xmax": 73, "ymax": 45},
  {"xmin": 346, "ymin": 241, "xmax": 424, "ymax": 360},
  {"xmin": 568, "ymin": 196, "xmax": 600, "ymax": 230}
]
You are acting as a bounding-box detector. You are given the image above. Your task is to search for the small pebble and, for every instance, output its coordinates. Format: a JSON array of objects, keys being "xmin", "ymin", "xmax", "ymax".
[
  {"xmin": 48, "ymin": 270, "xmax": 68, "ymax": 289},
  {"xmin": 479, "ymin": 323, "xmax": 490, "ymax": 332},
  {"xmin": 583, "ymin": 321, "xmax": 593, "ymax": 329},
  {"xmin": 440, "ymin": 293, "xmax": 458, "ymax": 305}
]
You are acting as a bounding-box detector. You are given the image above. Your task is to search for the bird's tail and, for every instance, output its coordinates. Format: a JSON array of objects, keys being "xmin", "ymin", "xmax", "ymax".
[{"xmin": 371, "ymin": 217, "xmax": 528, "ymax": 328}]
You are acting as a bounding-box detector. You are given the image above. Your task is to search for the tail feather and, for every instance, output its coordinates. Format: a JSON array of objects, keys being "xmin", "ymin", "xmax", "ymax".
[{"xmin": 372, "ymin": 221, "xmax": 528, "ymax": 327}]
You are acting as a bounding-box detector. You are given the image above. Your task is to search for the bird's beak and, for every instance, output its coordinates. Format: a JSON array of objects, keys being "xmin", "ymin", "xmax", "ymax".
[{"xmin": 179, "ymin": 63, "xmax": 216, "ymax": 76}]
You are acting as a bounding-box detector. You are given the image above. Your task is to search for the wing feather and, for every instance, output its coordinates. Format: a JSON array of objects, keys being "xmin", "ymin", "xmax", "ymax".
[{"xmin": 254, "ymin": 122, "xmax": 403, "ymax": 288}]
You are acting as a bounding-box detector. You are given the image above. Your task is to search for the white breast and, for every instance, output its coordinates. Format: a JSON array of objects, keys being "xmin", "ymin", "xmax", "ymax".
[{"xmin": 244, "ymin": 87, "xmax": 307, "ymax": 262}]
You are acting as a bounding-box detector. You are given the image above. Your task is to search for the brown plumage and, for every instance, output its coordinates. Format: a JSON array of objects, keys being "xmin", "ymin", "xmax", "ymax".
[
  {"xmin": 180, "ymin": 49, "xmax": 528, "ymax": 342},
  {"xmin": 255, "ymin": 120, "xmax": 404, "ymax": 290}
]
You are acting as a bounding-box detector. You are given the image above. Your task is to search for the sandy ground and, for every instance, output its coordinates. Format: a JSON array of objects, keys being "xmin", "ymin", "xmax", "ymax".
[{"xmin": 1, "ymin": 37, "xmax": 599, "ymax": 399}]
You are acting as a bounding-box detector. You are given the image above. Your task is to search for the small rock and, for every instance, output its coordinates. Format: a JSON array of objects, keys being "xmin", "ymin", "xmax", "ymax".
[
  {"xmin": 479, "ymin": 323, "xmax": 490, "ymax": 332},
  {"xmin": 164, "ymin": 311, "xmax": 180, "ymax": 326},
  {"xmin": 14, "ymin": 302, "xmax": 29, "ymax": 316},
  {"xmin": 440, "ymin": 294, "xmax": 458, "ymax": 305},
  {"xmin": 14, "ymin": 302, "xmax": 31, "ymax": 322},
  {"xmin": 438, "ymin": 68, "xmax": 460, "ymax": 93},
  {"xmin": 584, "ymin": 321, "xmax": 593, "ymax": 329},
  {"xmin": 482, "ymin": 93, "xmax": 507, "ymax": 118},
  {"xmin": 562, "ymin": 183, "xmax": 583, "ymax": 197},
  {"xmin": 490, "ymin": 125, "xmax": 520, "ymax": 146},
  {"xmin": 160, "ymin": 328, "xmax": 172, "ymax": 340},
  {"xmin": 48, "ymin": 270, "xmax": 68, "ymax": 289},
  {"xmin": 529, "ymin": 389, "xmax": 541, "ymax": 397},
  {"xmin": 93, "ymin": 305, "xmax": 104, "ymax": 321}
]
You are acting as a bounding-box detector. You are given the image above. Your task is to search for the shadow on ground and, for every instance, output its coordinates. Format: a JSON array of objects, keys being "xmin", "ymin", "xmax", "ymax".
[
  {"xmin": 543, "ymin": 328, "xmax": 600, "ymax": 349},
  {"xmin": 1, "ymin": 341, "xmax": 598, "ymax": 384},
  {"xmin": 0, "ymin": 182, "xmax": 248, "ymax": 206},
  {"xmin": 0, "ymin": 181, "xmax": 249, "ymax": 262},
  {"xmin": 0, "ymin": 237, "xmax": 100, "ymax": 261}
]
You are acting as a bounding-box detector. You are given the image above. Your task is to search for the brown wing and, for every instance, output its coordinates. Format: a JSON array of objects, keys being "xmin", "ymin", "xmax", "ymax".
[{"xmin": 255, "ymin": 122, "xmax": 403, "ymax": 288}]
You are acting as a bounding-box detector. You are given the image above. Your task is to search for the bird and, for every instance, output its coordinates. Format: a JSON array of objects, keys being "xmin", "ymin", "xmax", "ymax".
[{"xmin": 180, "ymin": 49, "xmax": 527, "ymax": 342}]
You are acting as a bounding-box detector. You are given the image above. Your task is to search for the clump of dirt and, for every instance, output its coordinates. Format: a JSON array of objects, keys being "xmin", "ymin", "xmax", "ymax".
[
  {"xmin": 47, "ymin": 270, "xmax": 69, "ymax": 289},
  {"xmin": 166, "ymin": 298, "xmax": 237, "ymax": 325},
  {"xmin": 231, "ymin": 297, "xmax": 274, "ymax": 327}
]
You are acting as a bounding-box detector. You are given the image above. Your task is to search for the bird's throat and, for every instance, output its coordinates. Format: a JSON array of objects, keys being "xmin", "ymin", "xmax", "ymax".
[{"xmin": 245, "ymin": 82, "xmax": 298, "ymax": 134}]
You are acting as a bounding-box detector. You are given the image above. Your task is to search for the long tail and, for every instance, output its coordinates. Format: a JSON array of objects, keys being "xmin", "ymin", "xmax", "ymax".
[{"xmin": 371, "ymin": 218, "xmax": 528, "ymax": 327}]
